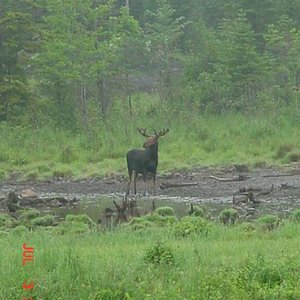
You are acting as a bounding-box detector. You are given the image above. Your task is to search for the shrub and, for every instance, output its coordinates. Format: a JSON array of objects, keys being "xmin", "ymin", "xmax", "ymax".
[
  {"xmin": 65, "ymin": 214, "xmax": 96, "ymax": 229},
  {"xmin": 20, "ymin": 209, "xmax": 40, "ymax": 221},
  {"xmin": 11, "ymin": 225, "xmax": 28, "ymax": 235},
  {"xmin": 156, "ymin": 206, "xmax": 175, "ymax": 216},
  {"xmin": 54, "ymin": 221, "xmax": 90, "ymax": 235},
  {"xmin": 290, "ymin": 209, "xmax": 300, "ymax": 223},
  {"xmin": 219, "ymin": 208, "xmax": 238, "ymax": 226},
  {"xmin": 173, "ymin": 216, "xmax": 209, "ymax": 237},
  {"xmin": 127, "ymin": 214, "xmax": 176, "ymax": 229},
  {"xmin": 144, "ymin": 241, "xmax": 175, "ymax": 266},
  {"xmin": 31, "ymin": 215, "xmax": 56, "ymax": 227},
  {"xmin": 0, "ymin": 213, "xmax": 13, "ymax": 228},
  {"xmin": 190, "ymin": 206, "xmax": 204, "ymax": 217},
  {"xmin": 257, "ymin": 214, "xmax": 281, "ymax": 232}
]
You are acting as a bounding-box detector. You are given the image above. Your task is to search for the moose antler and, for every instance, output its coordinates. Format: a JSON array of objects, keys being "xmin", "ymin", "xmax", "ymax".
[
  {"xmin": 137, "ymin": 128, "xmax": 151, "ymax": 137},
  {"xmin": 157, "ymin": 128, "xmax": 169, "ymax": 137}
]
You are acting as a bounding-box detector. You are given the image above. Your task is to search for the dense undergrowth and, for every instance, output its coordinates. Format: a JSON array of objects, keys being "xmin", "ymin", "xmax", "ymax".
[
  {"xmin": 1, "ymin": 103, "xmax": 300, "ymax": 180},
  {"xmin": 1, "ymin": 208, "xmax": 300, "ymax": 299}
]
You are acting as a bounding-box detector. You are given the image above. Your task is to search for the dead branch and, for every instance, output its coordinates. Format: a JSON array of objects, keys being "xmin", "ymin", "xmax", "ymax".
[
  {"xmin": 262, "ymin": 172, "xmax": 300, "ymax": 178},
  {"xmin": 239, "ymin": 187, "xmax": 262, "ymax": 193},
  {"xmin": 210, "ymin": 174, "xmax": 249, "ymax": 182},
  {"xmin": 256, "ymin": 184, "xmax": 274, "ymax": 197},
  {"xmin": 159, "ymin": 181, "xmax": 198, "ymax": 189}
]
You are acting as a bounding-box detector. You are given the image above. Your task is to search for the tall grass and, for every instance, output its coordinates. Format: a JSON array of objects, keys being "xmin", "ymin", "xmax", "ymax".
[
  {"xmin": 1, "ymin": 222, "xmax": 300, "ymax": 299},
  {"xmin": 1, "ymin": 97, "xmax": 300, "ymax": 179}
]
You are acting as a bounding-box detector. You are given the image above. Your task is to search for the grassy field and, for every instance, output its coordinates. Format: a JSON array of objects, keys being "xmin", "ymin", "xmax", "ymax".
[
  {"xmin": 1, "ymin": 104, "xmax": 300, "ymax": 180},
  {"xmin": 1, "ymin": 212, "xmax": 300, "ymax": 300}
]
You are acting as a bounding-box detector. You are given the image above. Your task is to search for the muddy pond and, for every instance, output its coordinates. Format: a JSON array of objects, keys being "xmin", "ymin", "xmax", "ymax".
[{"xmin": 1, "ymin": 165, "xmax": 300, "ymax": 221}]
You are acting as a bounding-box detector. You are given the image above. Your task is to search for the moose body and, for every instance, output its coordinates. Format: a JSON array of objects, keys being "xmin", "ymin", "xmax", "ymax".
[{"xmin": 126, "ymin": 128, "xmax": 169, "ymax": 195}]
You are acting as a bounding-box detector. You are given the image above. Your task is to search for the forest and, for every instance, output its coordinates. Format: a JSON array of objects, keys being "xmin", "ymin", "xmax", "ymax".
[
  {"xmin": 1, "ymin": 0, "xmax": 300, "ymax": 177},
  {"xmin": 2, "ymin": 2, "xmax": 300, "ymax": 299}
]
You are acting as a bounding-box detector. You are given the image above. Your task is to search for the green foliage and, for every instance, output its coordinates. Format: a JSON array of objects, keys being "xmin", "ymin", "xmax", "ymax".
[
  {"xmin": 257, "ymin": 214, "xmax": 282, "ymax": 232},
  {"xmin": 54, "ymin": 214, "xmax": 97, "ymax": 235},
  {"xmin": 31, "ymin": 215, "xmax": 56, "ymax": 227},
  {"xmin": 144, "ymin": 240, "xmax": 175, "ymax": 266},
  {"xmin": 173, "ymin": 216, "xmax": 208, "ymax": 237},
  {"xmin": 127, "ymin": 213, "xmax": 177, "ymax": 230},
  {"xmin": 190, "ymin": 206, "xmax": 204, "ymax": 217},
  {"xmin": 10, "ymin": 225, "xmax": 28, "ymax": 235},
  {"xmin": 65, "ymin": 214, "xmax": 96, "ymax": 228},
  {"xmin": 219, "ymin": 208, "xmax": 239, "ymax": 226},
  {"xmin": 20, "ymin": 208, "xmax": 41, "ymax": 221},
  {"xmin": 155, "ymin": 206, "xmax": 175, "ymax": 216},
  {"xmin": 290, "ymin": 209, "xmax": 300, "ymax": 223},
  {"xmin": 0, "ymin": 213, "xmax": 13, "ymax": 228}
]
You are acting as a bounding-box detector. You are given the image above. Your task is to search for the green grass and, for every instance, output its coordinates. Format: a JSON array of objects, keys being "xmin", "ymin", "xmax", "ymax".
[
  {"xmin": 1, "ymin": 100, "xmax": 300, "ymax": 180},
  {"xmin": 1, "ymin": 221, "xmax": 300, "ymax": 299}
]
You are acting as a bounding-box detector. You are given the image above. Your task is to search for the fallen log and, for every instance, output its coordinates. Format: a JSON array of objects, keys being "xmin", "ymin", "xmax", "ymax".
[
  {"xmin": 239, "ymin": 187, "xmax": 262, "ymax": 193},
  {"xmin": 210, "ymin": 174, "xmax": 249, "ymax": 182},
  {"xmin": 256, "ymin": 184, "xmax": 274, "ymax": 197},
  {"xmin": 262, "ymin": 172, "xmax": 300, "ymax": 178},
  {"xmin": 159, "ymin": 181, "xmax": 198, "ymax": 189}
]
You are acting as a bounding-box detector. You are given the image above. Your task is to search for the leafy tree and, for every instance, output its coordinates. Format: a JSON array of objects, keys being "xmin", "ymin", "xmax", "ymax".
[
  {"xmin": 143, "ymin": 0, "xmax": 187, "ymax": 108},
  {"xmin": 264, "ymin": 15, "xmax": 300, "ymax": 104},
  {"xmin": 33, "ymin": 0, "xmax": 140, "ymax": 128},
  {"xmin": 216, "ymin": 10, "xmax": 265, "ymax": 111},
  {"xmin": 0, "ymin": 0, "xmax": 39, "ymax": 122}
]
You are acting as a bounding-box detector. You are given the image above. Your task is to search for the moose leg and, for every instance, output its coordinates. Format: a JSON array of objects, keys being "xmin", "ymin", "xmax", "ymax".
[
  {"xmin": 133, "ymin": 172, "xmax": 138, "ymax": 195},
  {"xmin": 143, "ymin": 173, "xmax": 147, "ymax": 196},
  {"xmin": 126, "ymin": 169, "xmax": 133, "ymax": 195},
  {"xmin": 153, "ymin": 173, "xmax": 156, "ymax": 195}
]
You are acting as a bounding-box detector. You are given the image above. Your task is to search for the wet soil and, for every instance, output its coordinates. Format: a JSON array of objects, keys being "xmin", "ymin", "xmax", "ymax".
[{"xmin": 1, "ymin": 165, "xmax": 300, "ymax": 219}]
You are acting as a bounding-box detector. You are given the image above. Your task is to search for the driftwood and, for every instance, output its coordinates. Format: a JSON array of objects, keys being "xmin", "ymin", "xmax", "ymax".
[
  {"xmin": 239, "ymin": 187, "xmax": 262, "ymax": 193},
  {"xmin": 234, "ymin": 184, "xmax": 274, "ymax": 206},
  {"xmin": 262, "ymin": 172, "xmax": 300, "ymax": 178},
  {"xmin": 113, "ymin": 196, "xmax": 140, "ymax": 224},
  {"xmin": 256, "ymin": 184, "xmax": 274, "ymax": 197},
  {"xmin": 210, "ymin": 174, "xmax": 249, "ymax": 182},
  {"xmin": 233, "ymin": 192, "xmax": 258, "ymax": 205},
  {"xmin": 159, "ymin": 181, "xmax": 198, "ymax": 189}
]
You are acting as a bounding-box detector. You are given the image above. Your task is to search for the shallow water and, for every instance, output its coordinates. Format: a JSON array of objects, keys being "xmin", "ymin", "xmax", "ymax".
[{"xmin": 42, "ymin": 194, "xmax": 231, "ymax": 222}]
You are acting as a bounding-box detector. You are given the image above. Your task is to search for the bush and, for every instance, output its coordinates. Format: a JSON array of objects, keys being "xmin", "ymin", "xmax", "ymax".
[
  {"xmin": 190, "ymin": 206, "xmax": 204, "ymax": 217},
  {"xmin": 127, "ymin": 214, "xmax": 177, "ymax": 229},
  {"xmin": 20, "ymin": 209, "xmax": 40, "ymax": 221},
  {"xmin": 0, "ymin": 213, "xmax": 13, "ymax": 228},
  {"xmin": 156, "ymin": 206, "xmax": 175, "ymax": 217},
  {"xmin": 219, "ymin": 208, "xmax": 238, "ymax": 226},
  {"xmin": 173, "ymin": 216, "xmax": 209, "ymax": 237},
  {"xmin": 11, "ymin": 225, "xmax": 28, "ymax": 235},
  {"xmin": 65, "ymin": 214, "xmax": 96, "ymax": 229},
  {"xmin": 257, "ymin": 214, "xmax": 281, "ymax": 232},
  {"xmin": 290, "ymin": 209, "xmax": 300, "ymax": 223},
  {"xmin": 54, "ymin": 221, "xmax": 90, "ymax": 235},
  {"xmin": 144, "ymin": 241, "xmax": 175, "ymax": 266},
  {"xmin": 31, "ymin": 215, "xmax": 56, "ymax": 227}
]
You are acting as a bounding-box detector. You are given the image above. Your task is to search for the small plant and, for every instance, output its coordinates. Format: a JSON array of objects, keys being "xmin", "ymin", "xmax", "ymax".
[
  {"xmin": 31, "ymin": 215, "xmax": 56, "ymax": 227},
  {"xmin": 144, "ymin": 241, "xmax": 175, "ymax": 266},
  {"xmin": 173, "ymin": 216, "xmax": 209, "ymax": 237},
  {"xmin": 241, "ymin": 222, "xmax": 256, "ymax": 232},
  {"xmin": 20, "ymin": 209, "xmax": 41, "ymax": 220},
  {"xmin": 290, "ymin": 209, "xmax": 300, "ymax": 223},
  {"xmin": 257, "ymin": 214, "xmax": 281, "ymax": 232},
  {"xmin": 65, "ymin": 214, "xmax": 96, "ymax": 229},
  {"xmin": 156, "ymin": 206, "xmax": 175, "ymax": 216},
  {"xmin": 219, "ymin": 208, "xmax": 238, "ymax": 226},
  {"xmin": 60, "ymin": 145, "xmax": 77, "ymax": 164},
  {"xmin": 190, "ymin": 206, "xmax": 204, "ymax": 217}
]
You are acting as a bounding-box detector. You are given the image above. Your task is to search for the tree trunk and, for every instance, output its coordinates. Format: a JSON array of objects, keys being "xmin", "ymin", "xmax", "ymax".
[
  {"xmin": 81, "ymin": 84, "xmax": 88, "ymax": 130},
  {"xmin": 98, "ymin": 78, "xmax": 110, "ymax": 119}
]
